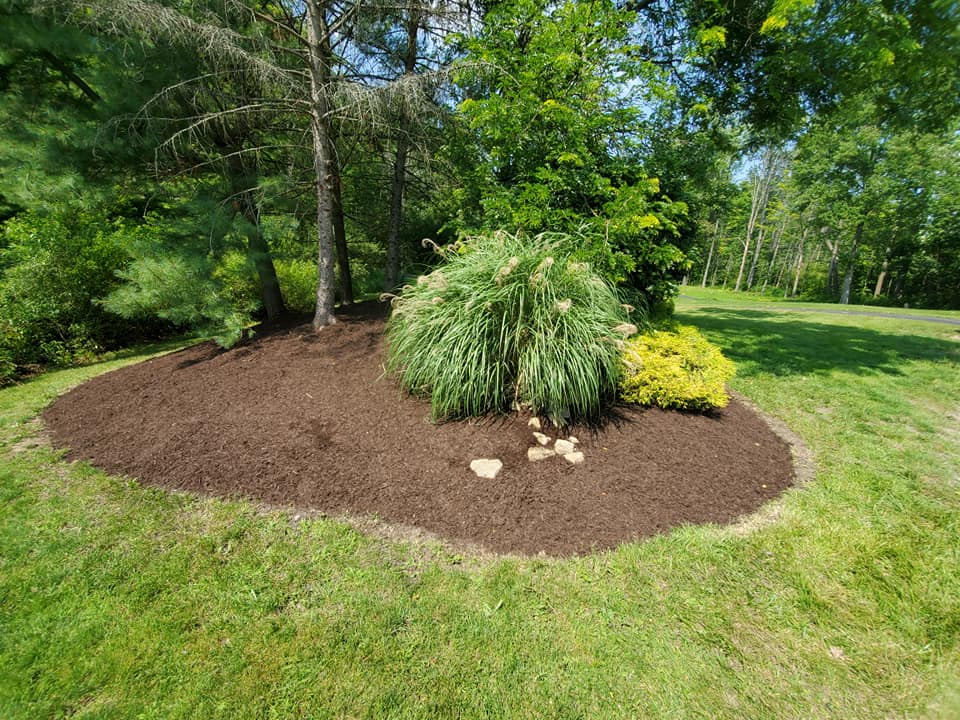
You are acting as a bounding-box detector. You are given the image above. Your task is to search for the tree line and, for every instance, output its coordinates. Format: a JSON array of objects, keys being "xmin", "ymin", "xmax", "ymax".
[
  {"xmin": 688, "ymin": 120, "xmax": 960, "ymax": 309},
  {"xmin": 0, "ymin": 0, "xmax": 957, "ymax": 379}
]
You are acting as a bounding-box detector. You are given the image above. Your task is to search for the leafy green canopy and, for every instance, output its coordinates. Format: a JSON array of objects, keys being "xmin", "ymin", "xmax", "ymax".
[
  {"xmin": 451, "ymin": 0, "xmax": 690, "ymax": 306},
  {"xmin": 385, "ymin": 231, "xmax": 636, "ymax": 423},
  {"xmin": 681, "ymin": 0, "xmax": 960, "ymax": 137},
  {"xmin": 0, "ymin": 210, "xmax": 163, "ymax": 381}
]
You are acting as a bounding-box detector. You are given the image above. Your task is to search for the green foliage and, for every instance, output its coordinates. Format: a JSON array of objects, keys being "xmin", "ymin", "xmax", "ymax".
[
  {"xmin": 213, "ymin": 250, "xmax": 261, "ymax": 311},
  {"xmin": 682, "ymin": 0, "xmax": 960, "ymax": 136},
  {"xmin": 343, "ymin": 240, "xmax": 386, "ymax": 299},
  {"xmin": 619, "ymin": 324, "xmax": 735, "ymax": 410},
  {"xmin": 0, "ymin": 210, "xmax": 143, "ymax": 381},
  {"xmin": 275, "ymin": 259, "xmax": 316, "ymax": 314},
  {"xmin": 452, "ymin": 0, "xmax": 690, "ymax": 307},
  {"xmin": 386, "ymin": 231, "xmax": 635, "ymax": 422},
  {"xmin": 102, "ymin": 253, "xmax": 251, "ymax": 349}
]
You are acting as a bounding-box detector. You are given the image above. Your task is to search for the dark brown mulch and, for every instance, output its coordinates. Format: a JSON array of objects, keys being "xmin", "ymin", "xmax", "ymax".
[{"xmin": 42, "ymin": 303, "xmax": 796, "ymax": 556}]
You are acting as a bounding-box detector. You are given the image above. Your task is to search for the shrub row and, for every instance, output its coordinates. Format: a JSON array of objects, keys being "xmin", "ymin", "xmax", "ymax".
[{"xmin": 386, "ymin": 232, "xmax": 734, "ymax": 420}]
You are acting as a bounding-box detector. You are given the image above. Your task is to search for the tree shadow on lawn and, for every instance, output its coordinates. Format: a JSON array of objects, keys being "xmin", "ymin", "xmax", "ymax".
[{"xmin": 682, "ymin": 307, "xmax": 960, "ymax": 378}]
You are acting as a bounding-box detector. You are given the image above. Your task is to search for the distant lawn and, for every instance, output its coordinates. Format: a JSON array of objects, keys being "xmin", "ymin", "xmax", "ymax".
[
  {"xmin": 681, "ymin": 285, "xmax": 960, "ymax": 320},
  {"xmin": 2, "ymin": 302, "xmax": 959, "ymax": 719}
]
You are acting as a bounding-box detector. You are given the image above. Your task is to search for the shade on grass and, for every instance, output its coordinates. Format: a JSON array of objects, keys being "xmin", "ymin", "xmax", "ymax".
[{"xmin": 2, "ymin": 294, "xmax": 960, "ymax": 719}]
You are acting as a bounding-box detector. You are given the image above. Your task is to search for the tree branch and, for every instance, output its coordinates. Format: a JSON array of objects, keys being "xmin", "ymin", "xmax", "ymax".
[{"xmin": 39, "ymin": 50, "xmax": 101, "ymax": 103}]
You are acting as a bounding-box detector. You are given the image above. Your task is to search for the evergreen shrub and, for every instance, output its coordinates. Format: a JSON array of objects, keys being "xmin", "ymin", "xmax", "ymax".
[
  {"xmin": 386, "ymin": 231, "xmax": 637, "ymax": 422},
  {"xmin": 214, "ymin": 250, "xmax": 261, "ymax": 310},
  {"xmin": 102, "ymin": 254, "xmax": 251, "ymax": 348},
  {"xmin": 0, "ymin": 211, "xmax": 140, "ymax": 382},
  {"xmin": 619, "ymin": 325, "xmax": 735, "ymax": 410}
]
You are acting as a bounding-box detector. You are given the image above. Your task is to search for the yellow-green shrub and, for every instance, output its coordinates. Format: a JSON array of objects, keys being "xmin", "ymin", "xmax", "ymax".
[
  {"xmin": 275, "ymin": 259, "xmax": 317, "ymax": 313},
  {"xmin": 619, "ymin": 325, "xmax": 735, "ymax": 410}
]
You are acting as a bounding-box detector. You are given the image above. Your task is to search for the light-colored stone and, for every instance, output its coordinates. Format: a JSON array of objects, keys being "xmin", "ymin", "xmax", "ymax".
[
  {"xmin": 554, "ymin": 439, "xmax": 576, "ymax": 456},
  {"xmin": 470, "ymin": 458, "xmax": 503, "ymax": 479},
  {"xmin": 563, "ymin": 451, "xmax": 585, "ymax": 465},
  {"xmin": 532, "ymin": 431, "xmax": 550, "ymax": 446},
  {"xmin": 527, "ymin": 446, "xmax": 556, "ymax": 462},
  {"xmin": 568, "ymin": 436, "xmax": 579, "ymax": 445},
  {"xmin": 527, "ymin": 417, "xmax": 541, "ymax": 430}
]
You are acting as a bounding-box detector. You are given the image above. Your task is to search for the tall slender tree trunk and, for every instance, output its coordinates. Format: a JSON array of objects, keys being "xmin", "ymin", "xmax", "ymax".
[
  {"xmin": 746, "ymin": 220, "xmax": 766, "ymax": 289},
  {"xmin": 774, "ymin": 241, "xmax": 791, "ymax": 290},
  {"xmin": 384, "ymin": 137, "xmax": 410, "ymax": 291},
  {"xmin": 826, "ymin": 238, "xmax": 840, "ymax": 296},
  {"xmin": 331, "ymin": 169, "xmax": 353, "ymax": 305},
  {"xmin": 721, "ymin": 249, "xmax": 736, "ymax": 288},
  {"xmin": 790, "ymin": 227, "xmax": 808, "ymax": 298},
  {"xmin": 228, "ymin": 157, "xmax": 286, "ymax": 320},
  {"xmin": 839, "ymin": 220, "xmax": 864, "ymax": 305},
  {"xmin": 305, "ymin": 0, "xmax": 337, "ymax": 328},
  {"xmin": 774, "ymin": 247, "xmax": 788, "ymax": 290},
  {"xmin": 384, "ymin": 13, "xmax": 419, "ymax": 292},
  {"xmin": 734, "ymin": 237, "xmax": 751, "ymax": 292},
  {"xmin": 244, "ymin": 219, "xmax": 287, "ymax": 321},
  {"xmin": 874, "ymin": 246, "xmax": 890, "ymax": 297},
  {"xmin": 701, "ymin": 219, "xmax": 720, "ymax": 288},
  {"xmin": 734, "ymin": 187, "xmax": 760, "ymax": 292},
  {"xmin": 762, "ymin": 233, "xmax": 779, "ymax": 293},
  {"xmin": 736, "ymin": 147, "xmax": 780, "ymax": 292},
  {"xmin": 761, "ymin": 212, "xmax": 789, "ymax": 293}
]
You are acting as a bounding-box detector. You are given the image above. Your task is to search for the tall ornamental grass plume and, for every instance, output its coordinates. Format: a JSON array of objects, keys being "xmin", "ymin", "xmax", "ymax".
[{"xmin": 385, "ymin": 231, "xmax": 638, "ymax": 423}]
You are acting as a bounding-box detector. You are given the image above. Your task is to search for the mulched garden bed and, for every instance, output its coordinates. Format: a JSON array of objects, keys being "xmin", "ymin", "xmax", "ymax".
[{"xmin": 43, "ymin": 302, "xmax": 797, "ymax": 556}]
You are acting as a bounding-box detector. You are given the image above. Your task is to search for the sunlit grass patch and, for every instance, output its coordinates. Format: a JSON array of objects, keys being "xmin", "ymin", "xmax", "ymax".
[{"xmin": 1, "ymin": 300, "xmax": 959, "ymax": 718}]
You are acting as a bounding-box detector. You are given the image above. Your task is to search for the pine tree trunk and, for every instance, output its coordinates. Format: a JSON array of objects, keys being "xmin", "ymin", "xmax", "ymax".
[
  {"xmin": 384, "ymin": 138, "xmax": 409, "ymax": 291},
  {"xmin": 384, "ymin": 13, "xmax": 419, "ymax": 292},
  {"xmin": 839, "ymin": 220, "xmax": 864, "ymax": 305},
  {"xmin": 332, "ymin": 170, "xmax": 353, "ymax": 305},
  {"xmin": 247, "ymin": 227, "xmax": 287, "ymax": 320},
  {"xmin": 228, "ymin": 158, "xmax": 286, "ymax": 320},
  {"xmin": 305, "ymin": 0, "xmax": 337, "ymax": 329}
]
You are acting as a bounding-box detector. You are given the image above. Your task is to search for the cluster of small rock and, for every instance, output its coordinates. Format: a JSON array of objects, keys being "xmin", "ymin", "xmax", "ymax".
[
  {"xmin": 468, "ymin": 417, "xmax": 586, "ymax": 479},
  {"xmin": 526, "ymin": 417, "xmax": 584, "ymax": 464}
]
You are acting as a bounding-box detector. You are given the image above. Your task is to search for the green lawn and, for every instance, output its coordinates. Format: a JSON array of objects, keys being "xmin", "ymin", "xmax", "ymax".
[
  {"xmin": 2, "ymin": 298, "xmax": 959, "ymax": 719},
  {"xmin": 681, "ymin": 285, "xmax": 960, "ymax": 320}
]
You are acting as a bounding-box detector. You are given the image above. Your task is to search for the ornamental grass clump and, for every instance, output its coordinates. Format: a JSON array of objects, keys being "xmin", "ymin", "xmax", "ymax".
[
  {"xmin": 385, "ymin": 231, "xmax": 635, "ymax": 422},
  {"xmin": 619, "ymin": 325, "xmax": 735, "ymax": 411}
]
